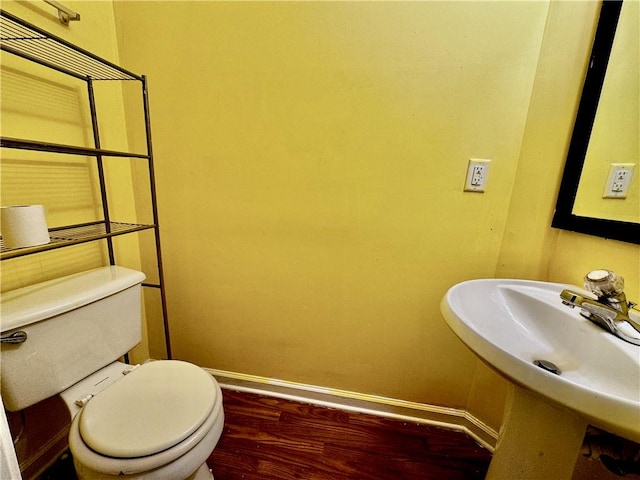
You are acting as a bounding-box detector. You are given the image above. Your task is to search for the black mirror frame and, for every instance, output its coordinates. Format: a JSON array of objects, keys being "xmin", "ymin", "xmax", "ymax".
[{"xmin": 552, "ymin": 0, "xmax": 639, "ymax": 244}]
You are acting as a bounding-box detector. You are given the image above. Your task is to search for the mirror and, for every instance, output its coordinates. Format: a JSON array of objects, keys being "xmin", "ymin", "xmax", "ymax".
[{"xmin": 552, "ymin": 0, "xmax": 639, "ymax": 244}]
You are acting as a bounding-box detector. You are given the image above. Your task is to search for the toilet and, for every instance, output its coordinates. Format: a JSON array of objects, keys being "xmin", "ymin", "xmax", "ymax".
[{"xmin": 0, "ymin": 266, "xmax": 224, "ymax": 480}]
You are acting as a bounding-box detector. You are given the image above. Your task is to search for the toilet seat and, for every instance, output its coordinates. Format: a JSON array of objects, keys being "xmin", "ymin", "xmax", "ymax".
[
  {"xmin": 69, "ymin": 361, "xmax": 224, "ymax": 479},
  {"xmin": 79, "ymin": 360, "xmax": 216, "ymax": 458}
]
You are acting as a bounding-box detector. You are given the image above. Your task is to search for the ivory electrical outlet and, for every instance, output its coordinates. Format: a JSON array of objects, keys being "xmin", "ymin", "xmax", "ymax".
[
  {"xmin": 464, "ymin": 159, "xmax": 491, "ymax": 192},
  {"xmin": 603, "ymin": 163, "xmax": 635, "ymax": 198}
]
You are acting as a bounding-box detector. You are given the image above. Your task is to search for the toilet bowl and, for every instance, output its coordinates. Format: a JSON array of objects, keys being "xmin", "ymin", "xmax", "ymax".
[
  {"xmin": 68, "ymin": 360, "xmax": 225, "ymax": 480},
  {"xmin": 0, "ymin": 266, "xmax": 225, "ymax": 480}
]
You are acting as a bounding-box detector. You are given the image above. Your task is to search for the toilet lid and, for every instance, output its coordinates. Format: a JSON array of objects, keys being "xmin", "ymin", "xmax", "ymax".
[{"xmin": 79, "ymin": 360, "xmax": 216, "ymax": 458}]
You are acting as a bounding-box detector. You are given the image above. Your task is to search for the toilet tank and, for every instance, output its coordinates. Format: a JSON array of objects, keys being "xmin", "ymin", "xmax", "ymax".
[{"xmin": 0, "ymin": 266, "xmax": 146, "ymax": 412}]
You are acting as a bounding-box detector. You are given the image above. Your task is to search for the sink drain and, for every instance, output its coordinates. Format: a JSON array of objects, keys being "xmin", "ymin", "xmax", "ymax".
[{"xmin": 533, "ymin": 359, "xmax": 561, "ymax": 375}]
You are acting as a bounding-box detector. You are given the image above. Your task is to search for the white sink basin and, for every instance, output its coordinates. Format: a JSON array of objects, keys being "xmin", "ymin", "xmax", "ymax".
[
  {"xmin": 442, "ymin": 279, "xmax": 640, "ymax": 479},
  {"xmin": 441, "ymin": 279, "xmax": 640, "ymax": 443}
]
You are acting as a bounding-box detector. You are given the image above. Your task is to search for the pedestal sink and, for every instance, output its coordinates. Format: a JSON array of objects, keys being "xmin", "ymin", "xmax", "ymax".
[{"xmin": 440, "ymin": 279, "xmax": 640, "ymax": 480}]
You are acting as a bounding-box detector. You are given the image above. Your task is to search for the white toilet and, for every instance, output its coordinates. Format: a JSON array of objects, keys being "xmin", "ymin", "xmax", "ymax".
[{"xmin": 0, "ymin": 266, "xmax": 224, "ymax": 480}]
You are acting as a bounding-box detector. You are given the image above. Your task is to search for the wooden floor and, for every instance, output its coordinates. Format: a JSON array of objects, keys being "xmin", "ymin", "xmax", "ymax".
[
  {"xmin": 36, "ymin": 387, "xmax": 636, "ymax": 480},
  {"xmin": 208, "ymin": 389, "xmax": 491, "ymax": 480},
  {"xmin": 37, "ymin": 388, "xmax": 491, "ymax": 480}
]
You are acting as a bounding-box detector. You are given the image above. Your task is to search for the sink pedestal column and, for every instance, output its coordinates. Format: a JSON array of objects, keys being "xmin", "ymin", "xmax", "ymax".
[{"xmin": 486, "ymin": 384, "xmax": 588, "ymax": 480}]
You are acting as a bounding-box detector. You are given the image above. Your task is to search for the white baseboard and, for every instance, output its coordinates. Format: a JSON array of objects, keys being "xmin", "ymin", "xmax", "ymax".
[{"xmin": 204, "ymin": 368, "xmax": 498, "ymax": 452}]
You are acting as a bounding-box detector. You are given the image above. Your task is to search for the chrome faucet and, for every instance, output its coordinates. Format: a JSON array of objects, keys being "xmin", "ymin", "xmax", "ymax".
[{"xmin": 560, "ymin": 270, "xmax": 640, "ymax": 346}]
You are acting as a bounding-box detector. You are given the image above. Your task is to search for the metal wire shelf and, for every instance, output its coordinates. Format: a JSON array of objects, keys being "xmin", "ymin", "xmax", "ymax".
[
  {"xmin": 0, "ymin": 10, "xmax": 172, "ymax": 357},
  {"xmin": 0, "ymin": 221, "xmax": 154, "ymax": 260},
  {"xmin": 0, "ymin": 9, "xmax": 141, "ymax": 81}
]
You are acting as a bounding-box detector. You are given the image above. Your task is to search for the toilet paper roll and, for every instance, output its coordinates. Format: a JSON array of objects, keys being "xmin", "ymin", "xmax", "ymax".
[{"xmin": 1, "ymin": 205, "xmax": 50, "ymax": 249}]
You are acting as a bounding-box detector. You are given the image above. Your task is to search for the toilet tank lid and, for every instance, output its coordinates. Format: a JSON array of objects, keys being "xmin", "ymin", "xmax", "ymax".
[{"xmin": 0, "ymin": 266, "xmax": 146, "ymax": 332}]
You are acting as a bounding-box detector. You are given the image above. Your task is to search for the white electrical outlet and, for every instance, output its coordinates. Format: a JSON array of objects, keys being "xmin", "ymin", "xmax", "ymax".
[
  {"xmin": 603, "ymin": 163, "xmax": 635, "ymax": 198},
  {"xmin": 464, "ymin": 159, "xmax": 491, "ymax": 192}
]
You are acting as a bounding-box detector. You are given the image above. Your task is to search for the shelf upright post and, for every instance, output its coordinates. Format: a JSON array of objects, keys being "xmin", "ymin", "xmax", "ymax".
[
  {"xmin": 141, "ymin": 75, "xmax": 172, "ymax": 360},
  {"xmin": 87, "ymin": 78, "xmax": 115, "ymax": 265}
]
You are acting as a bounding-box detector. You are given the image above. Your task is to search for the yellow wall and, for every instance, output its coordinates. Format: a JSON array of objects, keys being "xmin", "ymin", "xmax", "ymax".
[
  {"xmin": 111, "ymin": 0, "xmax": 640, "ymax": 433},
  {"xmin": 112, "ymin": 0, "xmax": 553, "ymax": 420},
  {"xmin": 2, "ymin": 0, "xmax": 638, "ymax": 440}
]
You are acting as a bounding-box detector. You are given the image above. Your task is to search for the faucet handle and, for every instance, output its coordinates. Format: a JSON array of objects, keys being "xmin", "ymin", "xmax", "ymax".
[{"xmin": 584, "ymin": 269, "xmax": 625, "ymax": 298}]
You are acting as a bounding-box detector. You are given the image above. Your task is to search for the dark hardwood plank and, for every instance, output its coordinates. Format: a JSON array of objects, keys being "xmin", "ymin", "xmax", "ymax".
[{"xmin": 208, "ymin": 388, "xmax": 491, "ymax": 480}]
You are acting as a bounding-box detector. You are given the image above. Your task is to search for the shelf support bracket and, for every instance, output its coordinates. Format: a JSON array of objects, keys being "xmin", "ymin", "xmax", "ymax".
[{"xmin": 43, "ymin": 0, "xmax": 80, "ymax": 24}]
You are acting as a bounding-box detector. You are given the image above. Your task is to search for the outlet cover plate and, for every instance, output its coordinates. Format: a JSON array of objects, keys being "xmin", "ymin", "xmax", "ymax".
[
  {"xmin": 464, "ymin": 159, "xmax": 491, "ymax": 192},
  {"xmin": 603, "ymin": 163, "xmax": 635, "ymax": 198}
]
